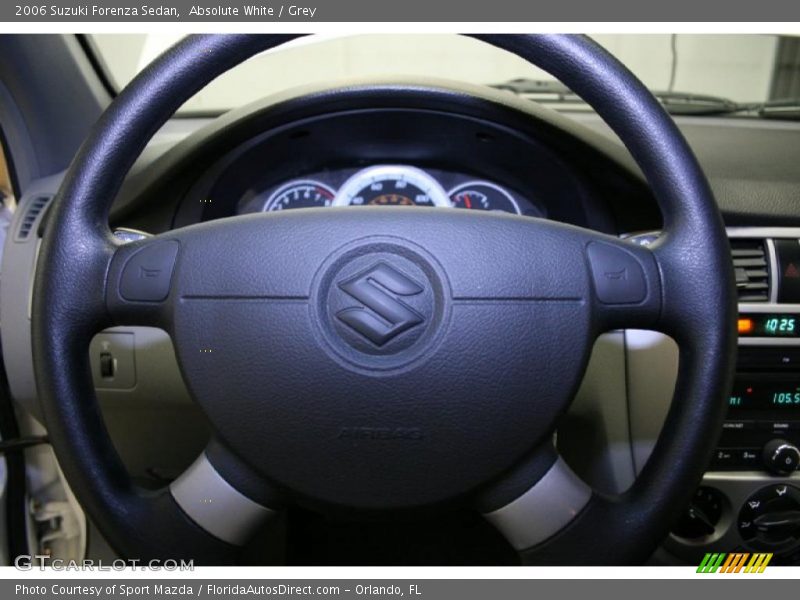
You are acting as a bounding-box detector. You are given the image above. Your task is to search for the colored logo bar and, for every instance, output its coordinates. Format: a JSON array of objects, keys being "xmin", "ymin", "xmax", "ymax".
[{"xmin": 697, "ymin": 552, "xmax": 773, "ymax": 573}]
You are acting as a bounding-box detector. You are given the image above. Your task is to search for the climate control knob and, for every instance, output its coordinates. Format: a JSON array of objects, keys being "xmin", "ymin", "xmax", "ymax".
[
  {"xmin": 762, "ymin": 439, "xmax": 800, "ymax": 475},
  {"xmin": 739, "ymin": 484, "xmax": 800, "ymax": 554}
]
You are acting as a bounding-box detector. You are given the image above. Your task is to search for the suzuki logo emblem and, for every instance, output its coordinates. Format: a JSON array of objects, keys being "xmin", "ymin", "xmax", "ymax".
[{"xmin": 336, "ymin": 263, "xmax": 425, "ymax": 346}]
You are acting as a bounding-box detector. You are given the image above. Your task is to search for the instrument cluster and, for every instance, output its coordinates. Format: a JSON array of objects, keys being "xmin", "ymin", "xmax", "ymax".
[{"xmin": 237, "ymin": 165, "xmax": 544, "ymax": 218}]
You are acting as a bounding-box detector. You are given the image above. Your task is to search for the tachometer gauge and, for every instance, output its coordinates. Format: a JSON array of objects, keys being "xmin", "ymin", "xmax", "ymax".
[
  {"xmin": 448, "ymin": 181, "xmax": 521, "ymax": 215},
  {"xmin": 333, "ymin": 166, "xmax": 450, "ymax": 208},
  {"xmin": 263, "ymin": 180, "xmax": 335, "ymax": 212}
]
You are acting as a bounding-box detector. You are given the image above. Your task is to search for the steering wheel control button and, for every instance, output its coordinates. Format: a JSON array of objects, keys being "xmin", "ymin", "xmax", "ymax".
[
  {"xmin": 119, "ymin": 240, "xmax": 179, "ymax": 302},
  {"xmin": 738, "ymin": 484, "xmax": 800, "ymax": 553},
  {"xmin": 586, "ymin": 241, "xmax": 647, "ymax": 304},
  {"xmin": 312, "ymin": 238, "xmax": 450, "ymax": 373}
]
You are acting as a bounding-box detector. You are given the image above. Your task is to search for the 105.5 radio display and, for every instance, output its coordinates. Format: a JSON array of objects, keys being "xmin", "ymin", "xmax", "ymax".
[
  {"xmin": 729, "ymin": 381, "xmax": 800, "ymax": 409},
  {"xmin": 739, "ymin": 314, "xmax": 798, "ymax": 337}
]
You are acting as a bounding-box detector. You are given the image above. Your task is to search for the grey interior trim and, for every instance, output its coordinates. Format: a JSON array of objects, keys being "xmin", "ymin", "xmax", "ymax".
[
  {"xmin": 565, "ymin": 332, "xmax": 635, "ymax": 495},
  {"xmin": 740, "ymin": 338, "xmax": 800, "ymax": 346},
  {"xmin": 0, "ymin": 174, "xmax": 64, "ymax": 414},
  {"xmin": 170, "ymin": 453, "xmax": 275, "ymax": 546},
  {"xmin": 737, "ymin": 303, "xmax": 800, "ymax": 312},
  {"xmin": 26, "ymin": 238, "xmax": 40, "ymax": 320},
  {"xmin": 624, "ymin": 330, "xmax": 677, "ymax": 475},
  {"xmin": 482, "ymin": 456, "xmax": 591, "ymax": 551},
  {"xmin": 766, "ymin": 238, "xmax": 779, "ymax": 304},
  {"xmin": 727, "ymin": 227, "xmax": 800, "ymax": 239}
]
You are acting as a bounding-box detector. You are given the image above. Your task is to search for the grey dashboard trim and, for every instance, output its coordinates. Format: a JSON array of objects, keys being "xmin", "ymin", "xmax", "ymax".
[
  {"xmin": 727, "ymin": 227, "xmax": 800, "ymax": 239},
  {"xmin": 26, "ymin": 238, "xmax": 40, "ymax": 320},
  {"xmin": 170, "ymin": 453, "xmax": 275, "ymax": 546},
  {"xmin": 739, "ymin": 338, "xmax": 800, "ymax": 346},
  {"xmin": 0, "ymin": 175, "xmax": 64, "ymax": 413},
  {"xmin": 767, "ymin": 239, "xmax": 779, "ymax": 304},
  {"xmin": 624, "ymin": 329, "xmax": 677, "ymax": 475}
]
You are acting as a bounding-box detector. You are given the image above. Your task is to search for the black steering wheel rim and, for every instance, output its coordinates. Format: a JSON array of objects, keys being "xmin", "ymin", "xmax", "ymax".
[{"xmin": 32, "ymin": 34, "xmax": 736, "ymax": 565}]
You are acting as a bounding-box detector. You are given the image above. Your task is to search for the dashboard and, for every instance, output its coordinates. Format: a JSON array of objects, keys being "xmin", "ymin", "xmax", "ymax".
[{"xmin": 237, "ymin": 164, "xmax": 544, "ymax": 217}]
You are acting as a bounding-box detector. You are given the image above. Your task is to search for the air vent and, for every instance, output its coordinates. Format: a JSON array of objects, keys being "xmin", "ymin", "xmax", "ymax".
[
  {"xmin": 14, "ymin": 195, "xmax": 51, "ymax": 241},
  {"xmin": 731, "ymin": 239, "xmax": 770, "ymax": 302}
]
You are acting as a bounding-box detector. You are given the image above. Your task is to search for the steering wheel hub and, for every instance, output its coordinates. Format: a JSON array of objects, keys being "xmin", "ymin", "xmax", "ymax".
[
  {"xmin": 154, "ymin": 209, "xmax": 597, "ymax": 509},
  {"xmin": 312, "ymin": 237, "xmax": 450, "ymax": 371}
]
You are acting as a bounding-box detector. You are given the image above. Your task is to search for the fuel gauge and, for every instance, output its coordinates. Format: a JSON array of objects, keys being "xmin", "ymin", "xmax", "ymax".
[{"xmin": 448, "ymin": 181, "xmax": 521, "ymax": 215}]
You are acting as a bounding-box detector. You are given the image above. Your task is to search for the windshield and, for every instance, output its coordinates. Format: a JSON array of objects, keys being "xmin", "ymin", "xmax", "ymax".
[{"xmin": 88, "ymin": 34, "xmax": 797, "ymax": 116}]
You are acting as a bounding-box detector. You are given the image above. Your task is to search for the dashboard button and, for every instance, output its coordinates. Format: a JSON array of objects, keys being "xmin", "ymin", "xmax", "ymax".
[
  {"xmin": 762, "ymin": 439, "xmax": 800, "ymax": 475},
  {"xmin": 738, "ymin": 448, "xmax": 761, "ymax": 467},
  {"xmin": 713, "ymin": 448, "xmax": 737, "ymax": 466},
  {"xmin": 776, "ymin": 239, "xmax": 800, "ymax": 303}
]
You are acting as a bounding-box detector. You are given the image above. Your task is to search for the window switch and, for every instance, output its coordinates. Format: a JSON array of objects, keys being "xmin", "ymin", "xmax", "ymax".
[{"xmin": 99, "ymin": 352, "xmax": 115, "ymax": 379}]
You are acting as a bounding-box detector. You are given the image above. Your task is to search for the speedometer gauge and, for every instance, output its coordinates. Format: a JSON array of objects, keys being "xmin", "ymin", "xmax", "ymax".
[
  {"xmin": 448, "ymin": 181, "xmax": 521, "ymax": 215},
  {"xmin": 333, "ymin": 166, "xmax": 450, "ymax": 208},
  {"xmin": 263, "ymin": 180, "xmax": 335, "ymax": 212}
]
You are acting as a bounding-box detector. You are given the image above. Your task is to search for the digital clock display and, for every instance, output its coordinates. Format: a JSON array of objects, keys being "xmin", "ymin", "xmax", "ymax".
[{"xmin": 738, "ymin": 314, "xmax": 798, "ymax": 337}]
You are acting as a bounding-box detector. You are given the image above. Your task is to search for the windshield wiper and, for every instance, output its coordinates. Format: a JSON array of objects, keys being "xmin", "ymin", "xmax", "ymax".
[
  {"xmin": 491, "ymin": 78, "xmax": 581, "ymax": 104},
  {"xmin": 756, "ymin": 99, "xmax": 800, "ymax": 120},
  {"xmin": 492, "ymin": 78, "xmax": 575, "ymax": 98},
  {"xmin": 491, "ymin": 78, "xmax": 746, "ymax": 116},
  {"xmin": 493, "ymin": 78, "xmax": 800, "ymax": 120},
  {"xmin": 648, "ymin": 91, "xmax": 742, "ymax": 116}
]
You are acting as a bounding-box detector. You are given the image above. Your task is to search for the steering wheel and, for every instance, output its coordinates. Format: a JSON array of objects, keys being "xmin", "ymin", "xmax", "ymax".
[{"xmin": 32, "ymin": 34, "xmax": 736, "ymax": 565}]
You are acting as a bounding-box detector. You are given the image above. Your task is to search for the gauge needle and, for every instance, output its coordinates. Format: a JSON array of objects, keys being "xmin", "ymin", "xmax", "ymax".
[{"xmin": 463, "ymin": 193, "xmax": 472, "ymax": 209}]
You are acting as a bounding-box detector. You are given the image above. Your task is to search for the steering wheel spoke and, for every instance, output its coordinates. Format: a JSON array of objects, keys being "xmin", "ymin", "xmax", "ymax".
[
  {"xmin": 170, "ymin": 441, "xmax": 283, "ymax": 546},
  {"xmin": 480, "ymin": 445, "xmax": 592, "ymax": 555}
]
